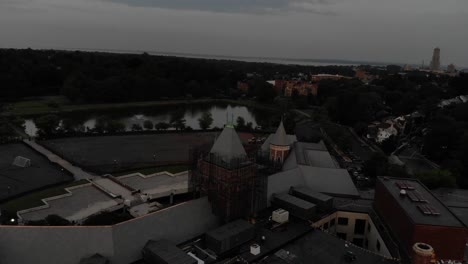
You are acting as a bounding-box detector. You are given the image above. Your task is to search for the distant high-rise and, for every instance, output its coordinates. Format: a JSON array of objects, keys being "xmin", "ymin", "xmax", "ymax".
[
  {"xmin": 447, "ymin": 63, "xmax": 456, "ymax": 73},
  {"xmin": 430, "ymin": 47, "xmax": 441, "ymax": 71}
]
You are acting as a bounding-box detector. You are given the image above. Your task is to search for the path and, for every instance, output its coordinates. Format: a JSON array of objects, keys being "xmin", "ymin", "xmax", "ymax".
[
  {"xmin": 92, "ymin": 177, "xmax": 134, "ymax": 201},
  {"xmin": 23, "ymin": 139, "xmax": 96, "ymax": 180}
]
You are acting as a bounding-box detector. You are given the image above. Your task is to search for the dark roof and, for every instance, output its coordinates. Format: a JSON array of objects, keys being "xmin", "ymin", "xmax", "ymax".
[
  {"xmin": 210, "ymin": 125, "xmax": 246, "ymax": 161},
  {"xmin": 79, "ymin": 254, "xmax": 109, "ymax": 264},
  {"xmin": 432, "ymin": 188, "xmax": 468, "ymax": 226},
  {"xmin": 260, "ymin": 230, "xmax": 399, "ymax": 264},
  {"xmin": 377, "ymin": 177, "xmax": 465, "ymax": 227},
  {"xmin": 205, "ymin": 219, "xmax": 253, "ymax": 242},
  {"xmin": 291, "ymin": 186, "xmax": 333, "ymax": 203},
  {"xmin": 273, "ymin": 193, "xmax": 316, "ymax": 210},
  {"xmin": 267, "ymin": 166, "xmax": 360, "ymax": 199},
  {"xmin": 271, "ymin": 121, "xmax": 289, "ymax": 146},
  {"xmin": 143, "ymin": 239, "xmax": 196, "ymax": 264}
]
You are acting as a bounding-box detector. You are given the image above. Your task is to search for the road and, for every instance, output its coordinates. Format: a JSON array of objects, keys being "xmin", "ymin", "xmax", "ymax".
[{"xmin": 23, "ymin": 139, "xmax": 96, "ymax": 180}]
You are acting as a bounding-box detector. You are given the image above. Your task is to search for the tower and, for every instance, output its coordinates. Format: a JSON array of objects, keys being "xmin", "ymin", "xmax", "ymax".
[
  {"xmin": 269, "ymin": 121, "xmax": 290, "ymax": 164},
  {"xmin": 430, "ymin": 47, "xmax": 441, "ymax": 71},
  {"xmin": 194, "ymin": 124, "xmax": 256, "ymax": 223}
]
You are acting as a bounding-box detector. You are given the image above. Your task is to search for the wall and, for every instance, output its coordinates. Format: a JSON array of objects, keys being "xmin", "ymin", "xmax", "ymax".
[
  {"xmin": 0, "ymin": 197, "xmax": 218, "ymax": 264},
  {"xmin": 313, "ymin": 211, "xmax": 392, "ymax": 258}
]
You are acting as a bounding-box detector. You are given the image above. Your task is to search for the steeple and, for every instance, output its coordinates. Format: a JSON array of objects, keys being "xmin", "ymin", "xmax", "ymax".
[
  {"xmin": 271, "ymin": 120, "xmax": 288, "ymax": 146},
  {"xmin": 269, "ymin": 120, "xmax": 291, "ymax": 164},
  {"xmin": 210, "ymin": 125, "xmax": 246, "ymax": 162}
]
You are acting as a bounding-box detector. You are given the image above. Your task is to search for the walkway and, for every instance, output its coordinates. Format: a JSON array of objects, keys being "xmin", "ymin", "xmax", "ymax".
[
  {"xmin": 23, "ymin": 139, "xmax": 96, "ymax": 180},
  {"xmin": 92, "ymin": 178, "xmax": 134, "ymax": 201}
]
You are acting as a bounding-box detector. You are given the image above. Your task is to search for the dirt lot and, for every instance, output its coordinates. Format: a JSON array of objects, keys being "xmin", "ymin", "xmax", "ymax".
[
  {"xmin": 0, "ymin": 143, "xmax": 73, "ymax": 201},
  {"xmin": 41, "ymin": 132, "xmax": 257, "ymax": 174}
]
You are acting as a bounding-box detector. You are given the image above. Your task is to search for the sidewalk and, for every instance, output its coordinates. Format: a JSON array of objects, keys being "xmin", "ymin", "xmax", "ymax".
[{"xmin": 23, "ymin": 139, "xmax": 96, "ymax": 180}]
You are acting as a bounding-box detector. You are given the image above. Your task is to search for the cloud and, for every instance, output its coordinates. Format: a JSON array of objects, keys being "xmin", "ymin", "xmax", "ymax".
[{"xmin": 101, "ymin": 0, "xmax": 337, "ymax": 14}]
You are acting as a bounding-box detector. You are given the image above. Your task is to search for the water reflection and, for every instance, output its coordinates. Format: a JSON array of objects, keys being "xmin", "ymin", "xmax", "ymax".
[{"xmin": 24, "ymin": 104, "xmax": 269, "ymax": 136}]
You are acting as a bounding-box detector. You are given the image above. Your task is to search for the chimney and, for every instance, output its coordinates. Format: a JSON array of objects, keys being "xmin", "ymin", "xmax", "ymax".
[{"xmin": 412, "ymin": 243, "xmax": 435, "ymax": 264}]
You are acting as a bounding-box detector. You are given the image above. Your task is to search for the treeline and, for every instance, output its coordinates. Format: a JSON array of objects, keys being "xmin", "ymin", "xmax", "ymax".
[
  {"xmin": 0, "ymin": 48, "xmax": 355, "ymax": 103},
  {"xmin": 314, "ymin": 73, "xmax": 468, "ymax": 188}
]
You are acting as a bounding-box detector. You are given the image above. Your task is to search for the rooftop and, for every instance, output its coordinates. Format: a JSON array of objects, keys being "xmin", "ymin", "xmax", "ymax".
[
  {"xmin": 205, "ymin": 219, "xmax": 253, "ymax": 242},
  {"xmin": 377, "ymin": 177, "xmax": 465, "ymax": 227},
  {"xmin": 19, "ymin": 183, "xmax": 120, "ymax": 222},
  {"xmin": 143, "ymin": 239, "xmax": 196, "ymax": 264},
  {"xmin": 270, "ymin": 121, "xmax": 289, "ymax": 146},
  {"xmin": 267, "ymin": 166, "xmax": 360, "ymax": 199},
  {"xmin": 210, "ymin": 125, "xmax": 247, "ymax": 162},
  {"xmin": 260, "ymin": 230, "xmax": 399, "ymax": 264},
  {"xmin": 118, "ymin": 171, "xmax": 189, "ymax": 199},
  {"xmin": 273, "ymin": 193, "xmax": 316, "ymax": 210}
]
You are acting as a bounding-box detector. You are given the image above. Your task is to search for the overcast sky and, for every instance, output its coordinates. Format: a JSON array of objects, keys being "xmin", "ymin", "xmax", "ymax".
[{"xmin": 1, "ymin": 0, "xmax": 467, "ymax": 66}]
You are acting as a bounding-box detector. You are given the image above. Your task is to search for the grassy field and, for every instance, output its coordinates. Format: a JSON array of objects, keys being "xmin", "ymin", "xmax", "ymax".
[
  {"xmin": 3, "ymin": 96, "xmax": 277, "ymax": 116},
  {"xmin": 114, "ymin": 165, "xmax": 189, "ymax": 176},
  {"xmin": 0, "ymin": 179, "xmax": 90, "ymax": 214}
]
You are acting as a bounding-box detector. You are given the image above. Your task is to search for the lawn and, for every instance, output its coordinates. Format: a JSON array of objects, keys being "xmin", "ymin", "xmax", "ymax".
[
  {"xmin": 0, "ymin": 179, "xmax": 90, "ymax": 214},
  {"xmin": 114, "ymin": 165, "xmax": 189, "ymax": 176}
]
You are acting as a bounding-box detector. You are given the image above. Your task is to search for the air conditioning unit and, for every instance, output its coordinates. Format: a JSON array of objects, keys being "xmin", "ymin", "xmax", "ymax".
[
  {"xmin": 272, "ymin": 208, "xmax": 289, "ymax": 224},
  {"xmin": 250, "ymin": 244, "xmax": 261, "ymax": 255}
]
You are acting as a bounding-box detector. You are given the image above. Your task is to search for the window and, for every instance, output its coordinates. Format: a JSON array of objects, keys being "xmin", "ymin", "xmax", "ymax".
[
  {"xmin": 338, "ymin": 217, "xmax": 348, "ymax": 225},
  {"xmin": 367, "ymin": 224, "xmax": 371, "ymax": 233},
  {"xmin": 354, "ymin": 219, "xmax": 366, "ymax": 235},
  {"xmin": 324, "ymin": 222, "xmax": 329, "ymax": 230},
  {"xmin": 337, "ymin": 232, "xmax": 347, "ymax": 240},
  {"xmin": 364, "ymin": 239, "xmax": 368, "ymax": 249},
  {"xmin": 352, "ymin": 238, "xmax": 364, "ymax": 247},
  {"xmin": 330, "ymin": 218, "xmax": 335, "ymax": 227},
  {"xmin": 377, "ymin": 240, "xmax": 381, "ymax": 251}
]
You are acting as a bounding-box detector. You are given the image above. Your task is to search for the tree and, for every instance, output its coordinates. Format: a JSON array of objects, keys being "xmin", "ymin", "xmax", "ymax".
[
  {"xmin": 172, "ymin": 119, "xmax": 186, "ymax": 131},
  {"xmin": 380, "ymin": 135, "xmax": 398, "ymax": 155},
  {"xmin": 155, "ymin": 122, "xmax": 170, "ymax": 131},
  {"xmin": 82, "ymin": 211, "xmax": 132, "ymax": 226},
  {"xmin": 198, "ymin": 111, "xmax": 214, "ymax": 130},
  {"xmin": 143, "ymin": 120, "xmax": 153, "ymax": 130},
  {"xmin": 363, "ymin": 153, "xmax": 388, "ymax": 178},
  {"xmin": 106, "ymin": 120, "xmax": 126, "ymax": 133},
  {"xmin": 35, "ymin": 114, "xmax": 60, "ymax": 138},
  {"xmin": 416, "ymin": 170, "xmax": 457, "ymax": 189},
  {"xmin": 131, "ymin": 123, "xmax": 143, "ymax": 131},
  {"xmin": 236, "ymin": 116, "xmax": 246, "ymax": 129}
]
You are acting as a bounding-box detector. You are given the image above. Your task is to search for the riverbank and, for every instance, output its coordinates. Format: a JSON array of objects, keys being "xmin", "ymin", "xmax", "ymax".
[{"xmin": 2, "ymin": 96, "xmax": 278, "ymax": 117}]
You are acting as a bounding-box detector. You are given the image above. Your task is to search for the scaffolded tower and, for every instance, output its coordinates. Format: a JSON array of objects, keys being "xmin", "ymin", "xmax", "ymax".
[{"xmin": 190, "ymin": 124, "xmax": 258, "ymax": 223}]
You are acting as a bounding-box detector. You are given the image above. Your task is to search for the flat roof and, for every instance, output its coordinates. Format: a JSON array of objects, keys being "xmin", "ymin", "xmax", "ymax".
[
  {"xmin": 19, "ymin": 184, "xmax": 120, "ymax": 222},
  {"xmin": 144, "ymin": 239, "xmax": 195, "ymax": 264},
  {"xmin": 261, "ymin": 230, "xmax": 399, "ymax": 264},
  {"xmin": 377, "ymin": 177, "xmax": 465, "ymax": 227},
  {"xmin": 291, "ymin": 186, "xmax": 333, "ymax": 203},
  {"xmin": 273, "ymin": 193, "xmax": 316, "ymax": 210},
  {"xmin": 118, "ymin": 172, "xmax": 189, "ymax": 198},
  {"xmin": 432, "ymin": 188, "xmax": 468, "ymax": 226},
  {"xmin": 205, "ymin": 219, "xmax": 253, "ymax": 242}
]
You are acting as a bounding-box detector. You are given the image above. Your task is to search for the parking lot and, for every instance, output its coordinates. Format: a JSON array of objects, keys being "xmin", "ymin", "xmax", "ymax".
[{"xmin": 0, "ymin": 143, "xmax": 73, "ymax": 201}]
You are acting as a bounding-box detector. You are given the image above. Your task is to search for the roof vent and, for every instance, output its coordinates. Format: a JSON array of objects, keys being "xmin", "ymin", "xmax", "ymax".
[{"xmin": 400, "ymin": 190, "xmax": 407, "ymax": 196}]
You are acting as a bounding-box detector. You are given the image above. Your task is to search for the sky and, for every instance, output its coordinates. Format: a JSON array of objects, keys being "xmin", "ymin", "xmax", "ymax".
[{"xmin": 1, "ymin": 0, "xmax": 467, "ymax": 66}]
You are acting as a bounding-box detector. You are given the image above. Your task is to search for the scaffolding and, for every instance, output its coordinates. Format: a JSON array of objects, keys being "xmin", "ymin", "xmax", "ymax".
[{"xmin": 189, "ymin": 147, "xmax": 266, "ymax": 223}]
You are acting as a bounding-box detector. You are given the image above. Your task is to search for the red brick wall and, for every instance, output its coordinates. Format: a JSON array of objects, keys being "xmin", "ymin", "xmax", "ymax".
[
  {"xmin": 374, "ymin": 180, "xmax": 414, "ymax": 251},
  {"xmin": 413, "ymin": 225, "xmax": 467, "ymax": 261}
]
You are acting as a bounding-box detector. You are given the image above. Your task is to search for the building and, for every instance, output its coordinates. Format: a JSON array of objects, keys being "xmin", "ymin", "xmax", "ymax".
[
  {"xmin": 237, "ymin": 81, "xmax": 250, "ymax": 93},
  {"xmin": 374, "ymin": 177, "xmax": 468, "ymax": 261},
  {"xmin": 193, "ymin": 124, "xmax": 257, "ymax": 223},
  {"xmin": 282, "ymin": 80, "xmax": 318, "ymax": 96},
  {"xmin": 447, "ymin": 64, "xmax": 456, "ymax": 73},
  {"xmin": 311, "ymin": 74, "xmax": 349, "ymax": 82},
  {"xmin": 269, "ymin": 121, "xmax": 291, "ymax": 163},
  {"xmin": 262, "ymin": 122, "xmax": 360, "ymax": 201},
  {"xmin": 430, "ymin": 48, "xmax": 441, "ymax": 71}
]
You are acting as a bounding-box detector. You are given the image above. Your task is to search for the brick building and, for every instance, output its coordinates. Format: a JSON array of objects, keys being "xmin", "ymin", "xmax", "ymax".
[
  {"xmin": 283, "ymin": 81, "xmax": 318, "ymax": 96},
  {"xmin": 374, "ymin": 177, "xmax": 468, "ymax": 261},
  {"xmin": 194, "ymin": 124, "xmax": 256, "ymax": 223}
]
